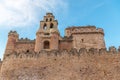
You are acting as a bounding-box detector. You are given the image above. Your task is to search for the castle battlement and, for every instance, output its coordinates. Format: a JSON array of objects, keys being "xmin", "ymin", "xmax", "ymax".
[
  {"xmin": 8, "ymin": 30, "xmax": 19, "ymax": 36},
  {"xmin": 65, "ymin": 26, "xmax": 104, "ymax": 36},
  {"xmin": 18, "ymin": 38, "xmax": 35, "ymax": 43},
  {"xmin": 3, "ymin": 46, "xmax": 120, "ymax": 60}
]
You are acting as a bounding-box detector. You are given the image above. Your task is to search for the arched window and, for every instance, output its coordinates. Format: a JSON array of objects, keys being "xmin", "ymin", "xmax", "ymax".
[
  {"xmin": 43, "ymin": 23, "xmax": 47, "ymax": 30},
  {"xmin": 50, "ymin": 23, "xmax": 54, "ymax": 28},
  {"xmin": 46, "ymin": 18, "xmax": 48, "ymax": 22},
  {"xmin": 50, "ymin": 18, "xmax": 52, "ymax": 21},
  {"xmin": 44, "ymin": 41, "xmax": 50, "ymax": 49}
]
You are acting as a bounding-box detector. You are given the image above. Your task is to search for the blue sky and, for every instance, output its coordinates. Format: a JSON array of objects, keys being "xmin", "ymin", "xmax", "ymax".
[{"xmin": 0, "ymin": 0, "xmax": 120, "ymax": 59}]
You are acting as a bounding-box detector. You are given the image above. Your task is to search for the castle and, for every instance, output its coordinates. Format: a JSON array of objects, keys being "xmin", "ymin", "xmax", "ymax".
[
  {"xmin": 1, "ymin": 13, "xmax": 120, "ymax": 80},
  {"xmin": 4, "ymin": 13, "xmax": 105, "ymax": 56}
]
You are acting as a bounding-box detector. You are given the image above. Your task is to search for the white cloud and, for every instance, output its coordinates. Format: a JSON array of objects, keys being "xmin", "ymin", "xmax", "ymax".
[{"xmin": 0, "ymin": 0, "xmax": 68, "ymax": 28}]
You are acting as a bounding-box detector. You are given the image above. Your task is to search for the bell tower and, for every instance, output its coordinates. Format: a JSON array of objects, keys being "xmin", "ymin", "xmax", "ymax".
[{"xmin": 35, "ymin": 13, "xmax": 60, "ymax": 52}]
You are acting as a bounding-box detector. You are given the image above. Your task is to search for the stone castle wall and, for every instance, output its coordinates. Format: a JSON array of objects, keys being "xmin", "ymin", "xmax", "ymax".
[
  {"xmin": 14, "ymin": 38, "xmax": 35, "ymax": 53},
  {"xmin": 59, "ymin": 40, "xmax": 73, "ymax": 50},
  {"xmin": 65, "ymin": 26, "xmax": 105, "ymax": 50},
  {"xmin": 1, "ymin": 46, "xmax": 120, "ymax": 80},
  {"xmin": 5, "ymin": 31, "xmax": 35, "ymax": 55},
  {"xmin": 1, "ymin": 13, "xmax": 111, "ymax": 80},
  {"xmin": 65, "ymin": 26, "xmax": 104, "ymax": 36},
  {"xmin": 3, "ymin": 46, "xmax": 118, "ymax": 60},
  {"xmin": 72, "ymin": 33, "xmax": 105, "ymax": 49}
]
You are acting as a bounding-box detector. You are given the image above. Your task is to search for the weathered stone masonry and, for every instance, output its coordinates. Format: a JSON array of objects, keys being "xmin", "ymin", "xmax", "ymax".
[{"xmin": 1, "ymin": 13, "xmax": 120, "ymax": 80}]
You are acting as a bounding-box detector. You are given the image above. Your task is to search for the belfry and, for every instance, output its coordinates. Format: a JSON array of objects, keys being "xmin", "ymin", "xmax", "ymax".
[{"xmin": 35, "ymin": 13, "xmax": 60, "ymax": 52}]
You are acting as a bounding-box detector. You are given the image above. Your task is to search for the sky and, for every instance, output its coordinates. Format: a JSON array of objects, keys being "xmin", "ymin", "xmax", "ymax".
[{"xmin": 0, "ymin": 0, "xmax": 120, "ymax": 59}]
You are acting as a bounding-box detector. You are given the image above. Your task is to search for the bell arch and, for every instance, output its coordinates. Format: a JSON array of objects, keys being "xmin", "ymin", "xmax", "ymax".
[
  {"xmin": 43, "ymin": 23, "xmax": 47, "ymax": 30},
  {"xmin": 50, "ymin": 23, "xmax": 54, "ymax": 28},
  {"xmin": 46, "ymin": 18, "xmax": 48, "ymax": 22},
  {"xmin": 50, "ymin": 18, "xmax": 52, "ymax": 21}
]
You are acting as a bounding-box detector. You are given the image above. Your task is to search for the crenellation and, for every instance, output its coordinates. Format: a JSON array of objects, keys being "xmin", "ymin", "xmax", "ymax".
[
  {"xmin": 69, "ymin": 48, "xmax": 78, "ymax": 56},
  {"xmin": 118, "ymin": 46, "xmax": 120, "ymax": 52},
  {"xmin": 8, "ymin": 31, "xmax": 19, "ymax": 37},
  {"xmin": 109, "ymin": 46, "xmax": 117, "ymax": 53},
  {"xmin": 79, "ymin": 48, "xmax": 87, "ymax": 54},
  {"xmin": 99, "ymin": 48, "xmax": 107, "ymax": 54},
  {"xmin": 18, "ymin": 38, "xmax": 35, "ymax": 42},
  {"xmin": 3, "ymin": 47, "xmax": 120, "ymax": 61},
  {"xmin": 89, "ymin": 48, "xmax": 98, "ymax": 54},
  {"xmin": 8, "ymin": 30, "xmax": 18, "ymax": 35},
  {"xmin": 66, "ymin": 26, "xmax": 104, "ymax": 35}
]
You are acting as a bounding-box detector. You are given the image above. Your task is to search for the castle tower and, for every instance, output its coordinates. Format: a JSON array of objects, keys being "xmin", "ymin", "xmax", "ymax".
[
  {"xmin": 65, "ymin": 26, "xmax": 106, "ymax": 50},
  {"xmin": 35, "ymin": 13, "xmax": 60, "ymax": 52},
  {"xmin": 5, "ymin": 31, "xmax": 19, "ymax": 54}
]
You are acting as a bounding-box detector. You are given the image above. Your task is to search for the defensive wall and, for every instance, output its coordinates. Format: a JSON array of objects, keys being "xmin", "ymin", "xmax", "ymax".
[
  {"xmin": 0, "ymin": 13, "xmax": 119, "ymax": 80},
  {"xmin": 1, "ymin": 46, "xmax": 120, "ymax": 80},
  {"xmin": 3, "ymin": 46, "xmax": 120, "ymax": 60}
]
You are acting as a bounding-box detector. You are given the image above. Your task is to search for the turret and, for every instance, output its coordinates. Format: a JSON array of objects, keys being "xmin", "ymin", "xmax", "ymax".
[
  {"xmin": 65, "ymin": 26, "xmax": 106, "ymax": 50},
  {"xmin": 35, "ymin": 13, "xmax": 60, "ymax": 52},
  {"xmin": 4, "ymin": 31, "xmax": 19, "ymax": 54}
]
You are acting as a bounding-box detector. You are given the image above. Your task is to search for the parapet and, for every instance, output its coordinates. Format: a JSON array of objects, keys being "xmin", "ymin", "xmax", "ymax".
[
  {"xmin": 3, "ymin": 46, "xmax": 120, "ymax": 60},
  {"xmin": 65, "ymin": 26, "xmax": 104, "ymax": 36},
  {"xmin": 8, "ymin": 30, "xmax": 19, "ymax": 37},
  {"xmin": 109, "ymin": 46, "xmax": 117, "ymax": 53},
  {"xmin": 18, "ymin": 38, "xmax": 35, "ymax": 43},
  {"xmin": 46, "ymin": 13, "xmax": 53, "ymax": 16},
  {"xmin": 61, "ymin": 36, "xmax": 73, "ymax": 41}
]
